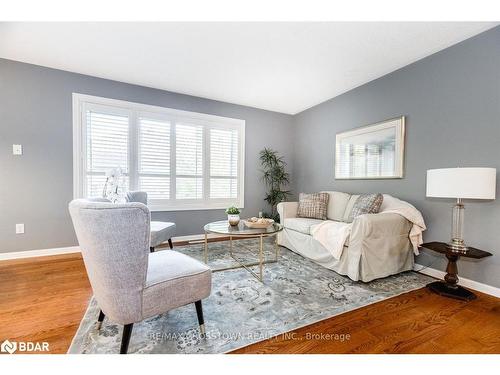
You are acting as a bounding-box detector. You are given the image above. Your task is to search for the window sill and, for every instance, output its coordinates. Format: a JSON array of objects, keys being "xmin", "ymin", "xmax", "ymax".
[{"xmin": 148, "ymin": 203, "xmax": 244, "ymax": 212}]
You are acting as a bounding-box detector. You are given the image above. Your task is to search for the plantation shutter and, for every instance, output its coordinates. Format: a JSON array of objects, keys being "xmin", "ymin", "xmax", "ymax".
[
  {"xmin": 85, "ymin": 109, "xmax": 129, "ymax": 197},
  {"xmin": 76, "ymin": 95, "xmax": 244, "ymax": 209},
  {"xmin": 209, "ymin": 128, "xmax": 239, "ymax": 199},
  {"xmin": 175, "ymin": 123, "xmax": 203, "ymax": 199},
  {"xmin": 138, "ymin": 117, "xmax": 171, "ymax": 199}
]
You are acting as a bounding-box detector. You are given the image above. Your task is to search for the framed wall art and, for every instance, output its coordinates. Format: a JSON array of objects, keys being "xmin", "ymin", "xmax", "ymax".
[{"xmin": 335, "ymin": 116, "xmax": 405, "ymax": 179}]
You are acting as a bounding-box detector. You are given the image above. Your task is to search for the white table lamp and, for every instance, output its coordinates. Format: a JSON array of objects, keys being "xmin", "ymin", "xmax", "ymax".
[{"xmin": 426, "ymin": 167, "xmax": 496, "ymax": 253}]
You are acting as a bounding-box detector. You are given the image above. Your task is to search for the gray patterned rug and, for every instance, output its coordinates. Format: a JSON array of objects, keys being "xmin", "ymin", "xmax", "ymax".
[{"xmin": 68, "ymin": 239, "xmax": 432, "ymax": 354}]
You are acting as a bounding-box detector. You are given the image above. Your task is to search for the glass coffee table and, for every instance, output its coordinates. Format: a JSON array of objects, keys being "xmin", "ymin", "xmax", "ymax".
[{"xmin": 203, "ymin": 220, "xmax": 283, "ymax": 282}]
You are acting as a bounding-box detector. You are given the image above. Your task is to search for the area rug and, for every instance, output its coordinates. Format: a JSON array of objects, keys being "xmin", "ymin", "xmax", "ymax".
[{"xmin": 68, "ymin": 239, "xmax": 433, "ymax": 354}]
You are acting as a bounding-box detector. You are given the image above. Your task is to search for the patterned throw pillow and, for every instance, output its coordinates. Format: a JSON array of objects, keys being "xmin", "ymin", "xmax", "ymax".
[
  {"xmin": 297, "ymin": 192, "xmax": 329, "ymax": 220},
  {"xmin": 347, "ymin": 193, "xmax": 384, "ymax": 222}
]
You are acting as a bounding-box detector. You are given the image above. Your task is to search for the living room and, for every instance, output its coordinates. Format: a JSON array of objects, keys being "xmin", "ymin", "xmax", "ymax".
[{"xmin": 0, "ymin": 1, "xmax": 499, "ymax": 372}]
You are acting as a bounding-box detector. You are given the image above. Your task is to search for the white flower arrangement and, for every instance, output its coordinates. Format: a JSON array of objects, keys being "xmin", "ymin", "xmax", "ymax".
[{"xmin": 103, "ymin": 167, "xmax": 125, "ymax": 203}]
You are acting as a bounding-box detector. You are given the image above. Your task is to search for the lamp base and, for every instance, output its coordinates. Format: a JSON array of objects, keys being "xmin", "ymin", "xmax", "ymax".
[
  {"xmin": 449, "ymin": 200, "xmax": 468, "ymax": 254},
  {"xmin": 446, "ymin": 239, "xmax": 468, "ymax": 254}
]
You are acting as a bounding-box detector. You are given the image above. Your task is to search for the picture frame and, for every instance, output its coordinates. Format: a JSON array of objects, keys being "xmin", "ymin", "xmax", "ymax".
[{"xmin": 335, "ymin": 116, "xmax": 405, "ymax": 179}]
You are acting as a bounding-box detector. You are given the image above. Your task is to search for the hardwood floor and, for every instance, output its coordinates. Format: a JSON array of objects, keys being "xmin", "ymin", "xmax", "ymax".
[
  {"xmin": 0, "ymin": 253, "xmax": 92, "ymax": 354},
  {"xmin": 232, "ymin": 287, "xmax": 500, "ymax": 354},
  {"xmin": 0, "ymin": 252, "xmax": 499, "ymax": 354}
]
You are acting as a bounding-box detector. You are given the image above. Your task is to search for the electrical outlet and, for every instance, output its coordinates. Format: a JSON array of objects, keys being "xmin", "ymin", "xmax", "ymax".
[
  {"xmin": 16, "ymin": 223, "xmax": 25, "ymax": 234},
  {"xmin": 13, "ymin": 144, "xmax": 23, "ymax": 155}
]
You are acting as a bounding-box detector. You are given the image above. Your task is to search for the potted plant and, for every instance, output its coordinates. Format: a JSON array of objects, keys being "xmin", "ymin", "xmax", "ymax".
[
  {"xmin": 259, "ymin": 148, "xmax": 291, "ymax": 222},
  {"xmin": 225, "ymin": 206, "xmax": 241, "ymax": 226}
]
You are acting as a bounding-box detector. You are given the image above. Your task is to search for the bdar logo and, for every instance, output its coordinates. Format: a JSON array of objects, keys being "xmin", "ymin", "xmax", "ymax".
[
  {"xmin": 1, "ymin": 339, "xmax": 17, "ymax": 354},
  {"xmin": 1, "ymin": 339, "xmax": 49, "ymax": 353}
]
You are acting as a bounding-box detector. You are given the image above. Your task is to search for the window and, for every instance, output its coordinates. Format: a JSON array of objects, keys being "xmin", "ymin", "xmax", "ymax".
[
  {"xmin": 73, "ymin": 94, "xmax": 245, "ymax": 211},
  {"xmin": 138, "ymin": 117, "xmax": 171, "ymax": 199},
  {"xmin": 210, "ymin": 128, "xmax": 239, "ymax": 199},
  {"xmin": 175, "ymin": 123, "xmax": 203, "ymax": 200}
]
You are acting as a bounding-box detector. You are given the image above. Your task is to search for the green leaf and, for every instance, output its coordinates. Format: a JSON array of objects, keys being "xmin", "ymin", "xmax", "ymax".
[{"xmin": 225, "ymin": 205, "xmax": 240, "ymax": 214}]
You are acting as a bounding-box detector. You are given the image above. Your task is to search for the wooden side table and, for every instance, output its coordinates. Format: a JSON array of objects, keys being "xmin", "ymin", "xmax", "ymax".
[{"xmin": 420, "ymin": 242, "xmax": 492, "ymax": 301}]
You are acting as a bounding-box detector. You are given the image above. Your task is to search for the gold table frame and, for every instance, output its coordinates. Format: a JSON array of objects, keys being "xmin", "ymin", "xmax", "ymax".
[{"xmin": 203, "ymin": 221, "xmax": 283, "ymax": 282}]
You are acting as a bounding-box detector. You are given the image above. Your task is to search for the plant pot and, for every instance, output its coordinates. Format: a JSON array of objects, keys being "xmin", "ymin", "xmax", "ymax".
[{"xmin": 228, "ymin": 214, "xmax": 240, "ymax": 226}]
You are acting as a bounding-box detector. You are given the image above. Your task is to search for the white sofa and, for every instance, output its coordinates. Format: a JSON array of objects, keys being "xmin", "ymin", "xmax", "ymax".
[{"xmin": 277, "ymin": 191, "xmax": 414, "ymax": 282}]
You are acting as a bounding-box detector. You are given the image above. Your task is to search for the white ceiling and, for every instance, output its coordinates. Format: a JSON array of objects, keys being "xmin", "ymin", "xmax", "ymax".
[{"xmin": 0, "ymin": 22, "xmax": 497, "ymax": 114}]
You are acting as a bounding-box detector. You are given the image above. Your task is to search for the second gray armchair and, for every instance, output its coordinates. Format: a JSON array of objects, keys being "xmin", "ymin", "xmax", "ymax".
[
  {"xmin": 69, "ymin": 199, "xmax": 211, "ymax": 354},
  {"xmin": 125, "ymin": 191, "xmax": 176, "ymax": 252}
]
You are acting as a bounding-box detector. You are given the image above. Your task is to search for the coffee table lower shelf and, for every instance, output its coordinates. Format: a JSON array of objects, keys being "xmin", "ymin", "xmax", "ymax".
[{"xmin": 203, "ymin": 232, "xmax": 280, "ymax": 282}]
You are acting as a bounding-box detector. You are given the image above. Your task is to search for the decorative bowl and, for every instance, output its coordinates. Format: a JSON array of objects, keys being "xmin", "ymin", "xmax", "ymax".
[{"xmin": 242, "ymin": 218, "xmax": 274, "ymax": 229}]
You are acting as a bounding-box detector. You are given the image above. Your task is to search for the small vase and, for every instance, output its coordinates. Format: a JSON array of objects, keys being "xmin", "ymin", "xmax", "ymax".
[{"xmin": 228, "ymin": 214, "xmax": 240, "ymax": 226}]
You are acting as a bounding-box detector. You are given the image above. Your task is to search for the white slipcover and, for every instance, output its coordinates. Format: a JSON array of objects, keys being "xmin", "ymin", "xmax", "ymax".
[{"xmin": 277, "ymin": 191, "xmax": 416, "ymax": 282}]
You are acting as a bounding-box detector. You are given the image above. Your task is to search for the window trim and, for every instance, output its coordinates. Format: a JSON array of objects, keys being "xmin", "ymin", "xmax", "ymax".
[{"xmin": 73, "ymin": 93, "xmax": 245, "ymax": 211}]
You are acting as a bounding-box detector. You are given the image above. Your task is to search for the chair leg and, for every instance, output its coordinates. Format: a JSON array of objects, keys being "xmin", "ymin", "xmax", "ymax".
[
  {"xmin": 96, "ymin": 309, "xmax": 105, "ymax": 330},
  {"xmin": 120, "ymin": 323, "xmax": 134, "ymax": 354},
  {"xmin": 150, "ymin": 247, "xmax": 155, "ymax": 253},
  {"xmin": 168, "ymin": 238, "xmax": 173, "ymax": 249},
  {"xmin": 194, "ymin": 300, "xmax": 205, "ymax": 336}
]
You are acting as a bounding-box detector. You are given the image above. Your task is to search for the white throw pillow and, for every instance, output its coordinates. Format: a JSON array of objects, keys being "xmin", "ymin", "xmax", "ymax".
[{"xmin": 320, "ymin": 191, "xmax": 351, "ymax": 222}]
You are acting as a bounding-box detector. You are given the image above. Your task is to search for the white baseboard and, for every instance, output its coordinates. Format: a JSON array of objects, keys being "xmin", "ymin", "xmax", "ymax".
[
  {"xmin": 0, "ymin": 246, "xmax": 81, "ymax": 261},
  {"xmin": 414, "ymin": 263, "xmax": 500, "ymax": 298},
  {"xmin": 2, "ymin": 248, "xmax": 498, "ymax": 298},
  {"xmin": 0, "ymin": 234, "xmax": 225, "ymax": 261}
]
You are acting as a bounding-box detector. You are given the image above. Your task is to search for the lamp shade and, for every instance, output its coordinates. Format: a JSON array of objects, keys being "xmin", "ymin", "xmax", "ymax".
[{"xmin": 426, "ymin": 168, "xmax": 496, "ymax": 199}]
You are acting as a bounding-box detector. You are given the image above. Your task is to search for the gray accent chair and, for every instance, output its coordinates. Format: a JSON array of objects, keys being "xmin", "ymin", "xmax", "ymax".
[
  {"xmin": 69, "ymin": 199, "xmax": 211, "ymax": 354},
  {"xmin": 125, "ymin": 191, "xmax": 176, "ymax": 252}
]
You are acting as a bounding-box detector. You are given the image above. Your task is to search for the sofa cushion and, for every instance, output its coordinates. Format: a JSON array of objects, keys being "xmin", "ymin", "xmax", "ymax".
[
  {"xmin": 342, "ymin": 194, "xmax": 360, "ymax": 222},
  {"xmin": 321, "ymin": 191, "xmax": 351, "ymax": 221},
  {"xmin": 347, "ymin": 193, "xmax": 384, "ymax": 222},
  {"xmin": 297, "ymin": 192, "xmax": 329, "ymax": 220},
  {"xmin": 284, "ymin": 218, "xmax": 324, "ymax": 235}
]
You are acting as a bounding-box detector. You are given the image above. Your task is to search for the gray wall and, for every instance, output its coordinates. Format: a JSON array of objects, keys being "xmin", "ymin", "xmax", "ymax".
[
  {"xmin": 0, "ymin": 58, "xmax": 294, "ymax": 253},
  {"xmin": 1, "ymin": 26, "xmax": 499, "ymax": 289},
  {"xmin": 293, "ymin": 26, "xmax": 500, "ymax": 288}
]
